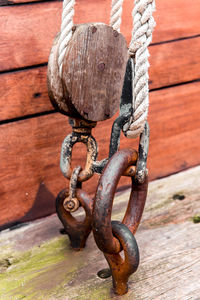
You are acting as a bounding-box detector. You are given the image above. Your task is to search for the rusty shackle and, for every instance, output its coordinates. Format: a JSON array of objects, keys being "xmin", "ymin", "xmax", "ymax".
[{"xmin": 60, "ymin": 128, "xmax": 98, "ymax": 182}]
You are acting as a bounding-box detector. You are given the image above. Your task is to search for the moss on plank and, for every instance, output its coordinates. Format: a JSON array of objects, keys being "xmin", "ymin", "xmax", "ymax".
[
  {"xmin": 145, "ymin": 197, "xmax": 173, "ymax": 212},
  {"xmin": 0, "ymin": 236, "xmax": 84, "ymax": 300},
  {"xmin": 192, "ymin": 214, "xmax": 200, "ymax": 224}
]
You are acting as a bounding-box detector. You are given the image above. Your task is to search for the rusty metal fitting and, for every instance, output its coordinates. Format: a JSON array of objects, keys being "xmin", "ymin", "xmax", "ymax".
[
  {"xmin": 93, "ymin": 149, "xmax": 139, "ymax": 255},
  {"xmin": 135, "ymin": 121, "xmax": 150, "ymax": 184},
  {"xmin": 123, "ymin": 165, "xmax": 136, "ymax": 177},
  {"xmin": 69, "ymin": 118, "xmax": 97, "ymax": 134},
  {"xmin": 63, "ymin": 198, "xmax": 79, "ymax": 212},
  {"xmin": 104, "ymin": 221, "xmax": 139, "ymax": 295},
  {"xmin": 93, "ymin": 149, "xmax": 148, "ymax": 295},
  {"xmin": 69, "ymin": 118, "xmax": 97, "ymax": 128},
  {"xmin": 56, "ymin": 188, "xmax": 93, "ymax": 250},
  {"xmin": 54, "ymin": 53, "xmax": 150, "ymax": 296},
  {"xmin": 60, "ymin": 131, "xmax": 98, "ymax": 182},
  {"xmin": 63, "ymin": 166, "xmax": 82, "ymax": 213}
]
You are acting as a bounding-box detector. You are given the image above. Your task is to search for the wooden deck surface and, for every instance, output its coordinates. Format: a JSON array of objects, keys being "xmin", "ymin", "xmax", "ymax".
[{"xmin": 0, "ymin": 166, "xmax": 200, "ymax": 300}]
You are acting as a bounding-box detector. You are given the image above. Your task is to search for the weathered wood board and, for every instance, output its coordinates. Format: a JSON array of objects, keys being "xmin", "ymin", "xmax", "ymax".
[
  {"xmin": 1, "ymin": 81, "xmax": 200, "ymax": 228},
  {"xmin": 0, "ymin": 66, "xmax": 52, "ymax": 121},
  {"xmin": 48, "ymin": 23, "xmax": 128, "ymax": 121},
  {"xmin": 1, "ymin": 0, "xmax": 200, "ymax": 72},
  {"xmin": 0, "ymin": 166, "xmax": 200, "ymax": 299},
  {"xmin": 149, "ymin": 37, "xmax": 200, "ymax": 89},
  {"xmin": 1, "ymin": 37, "xmax": 200, "ymax": 122},
  {"xmin": 0, "ymin": 0, "xmax": 200, "ymax": 228}
]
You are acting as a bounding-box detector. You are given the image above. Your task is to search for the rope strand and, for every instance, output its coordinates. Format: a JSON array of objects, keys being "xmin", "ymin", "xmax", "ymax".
[
  {"xmin": 110, "ymin": 0, "xmax": 124, "ymax": 32},
  {"xmin": 58, "ymin": 0, "xmax": 75, "ymax": 76},
  {"xmin": 124, "ymin": 0, "xmax": 156, "ymax": 138}
]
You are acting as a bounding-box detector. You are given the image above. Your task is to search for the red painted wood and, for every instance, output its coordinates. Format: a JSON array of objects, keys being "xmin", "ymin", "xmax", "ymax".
[
  {"xmin": 1, "ymin": 0, "xmax": 200, "ymax": 71},
  {"xmin": 1, "ymin": 37, "xmax": 200, "ymax": 122},
  {"xmin": 0, "ymin": 82, "xmax": 199, "ymax": 227},
  {"xmin": 1, "ymin": 0, "xmax": 200, "ymax": 228}
]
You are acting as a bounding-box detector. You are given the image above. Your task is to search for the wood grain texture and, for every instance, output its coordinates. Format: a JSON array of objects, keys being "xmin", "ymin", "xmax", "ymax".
[
  {"xmin": 47, "ymin": 24, "xmax": 128, "ymax": 122},
  {"xmin": 0, "ymin": 166, "xmax": 200, "ymax": 299},
  {"xmin": 0, "ymin": 81, "xmax": 200, "ymax": 227},
  {"xmin": 47, "ymin": 33, "xmax": 73, "ymax": 118},
  {"xmin": 149, "ymin": 37, "xmax": 200, "ymax": 89},
  {"xmin": 0, "ymin": 0, "xmax": 40, "ymax": 6},
  {"xmin": 0, "ymin": 0, "xmax": 42, "ymax": 5},
  {"xmin": 1, "ymin": 0, "xmax": 200, "ymax": 229},
  {"xmin": 1, "ymin": 0, "xmax": 200, "ymax": 72},
  {"xmin": 0, "ymin": 2, "xmax": 62, "ymax": 72},
  {"xmin": 62, "ymin": 23, "xmax": 128, "ymax": 121},
  {"xmin": 0, "ymin": 66, "xmax": 53, "ymax": 121},
  {"xmin": 1, "ymin": 37, "xmax": 200, "ymax": 122}
]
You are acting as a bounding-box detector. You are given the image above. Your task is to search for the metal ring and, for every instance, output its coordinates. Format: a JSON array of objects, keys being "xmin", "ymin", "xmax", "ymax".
[
  {"xmin": 93, "ymin": 148, "xmax": 148, "ymax": 254},
  {"xmin": 60, "ymin": 132, "xmax": 98, "ymax": 182},
  {"xmin": 104, "ymin": 221, "xmax": 139, "ymax": 295}
]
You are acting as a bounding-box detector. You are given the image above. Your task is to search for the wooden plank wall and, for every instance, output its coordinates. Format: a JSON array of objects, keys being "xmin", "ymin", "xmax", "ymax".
[{"xmin": 0, "ymin": 0, "xmax": 200, "ymax": 229}]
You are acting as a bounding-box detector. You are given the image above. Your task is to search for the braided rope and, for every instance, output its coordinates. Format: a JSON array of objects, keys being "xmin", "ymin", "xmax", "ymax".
[
  {"xmin": 57, "ymin": 0, "xmax": 155, "ymax": 138},
  {"xmin": 124, "ymin": 0, "xmax": 156, "ymax": 138},
  {"xmin": 58, "ymin": 0, "xmax": 75, "ymax": 76},
  {"xmin": 110, "ymin": 0, "xmax": 124, "ymax": 32}
]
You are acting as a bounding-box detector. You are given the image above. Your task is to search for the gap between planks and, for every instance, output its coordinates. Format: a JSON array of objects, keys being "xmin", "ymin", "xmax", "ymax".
[
  {"xmin": 1, "ymin": 36, "xmax": 200, "ymax": 122},
  {"xmin": 1, "ymin": 0, "xmax": 200, "ymax": 72},
  {"xmin": 0, "ymin": 166, "xmax": 200, "ymax": 299}
]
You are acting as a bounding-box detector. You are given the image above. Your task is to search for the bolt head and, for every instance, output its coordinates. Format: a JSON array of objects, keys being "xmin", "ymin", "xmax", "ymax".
[
  {"xmin": 98, "ymin": 62, "xmax": 105, "ymax": 71},
  {"xmin": 113, "ymin": 30, "xmax": 119, "ymax": 37},
  {"xmin": 91, "ymin": 26, "xmax": 97, "ymax": 33}
]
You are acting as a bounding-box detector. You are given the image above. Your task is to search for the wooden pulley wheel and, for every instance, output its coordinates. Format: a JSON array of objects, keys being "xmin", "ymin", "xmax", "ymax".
[{"xmin": 47, "ymin": 23, "xmax": 128, "ymax": 122}]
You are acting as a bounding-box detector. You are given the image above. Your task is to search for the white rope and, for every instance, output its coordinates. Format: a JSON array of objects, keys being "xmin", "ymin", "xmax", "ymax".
[
  {"xmin": 58, "ymin": 0, "xmax": 75, "ymax": 76},
  {"xmin": 124, "ymin": 0, "xmax": 156, "ymax": 138},
  {"xmin": 57, "ymin": 0, "xmax": 155, "ymax": 138},
  {"xmin": 110, "ymin": 0, "xmax": 124, "ymax": 32}
]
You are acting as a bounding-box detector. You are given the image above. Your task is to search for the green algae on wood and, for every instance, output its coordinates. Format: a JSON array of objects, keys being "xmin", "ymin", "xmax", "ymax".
[
  {"xmin": 192, "ymin": 214, "xmax": 200, "ymax": 224},
  {"xmin": 0, "ymin": 236, "xmax": 84, "ymax": 300}
]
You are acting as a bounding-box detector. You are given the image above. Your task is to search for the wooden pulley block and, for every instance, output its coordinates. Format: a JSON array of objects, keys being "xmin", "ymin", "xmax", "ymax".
[{"xmin": 47, "ymin": 23, "xmax": 128, "ymax": 122}]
